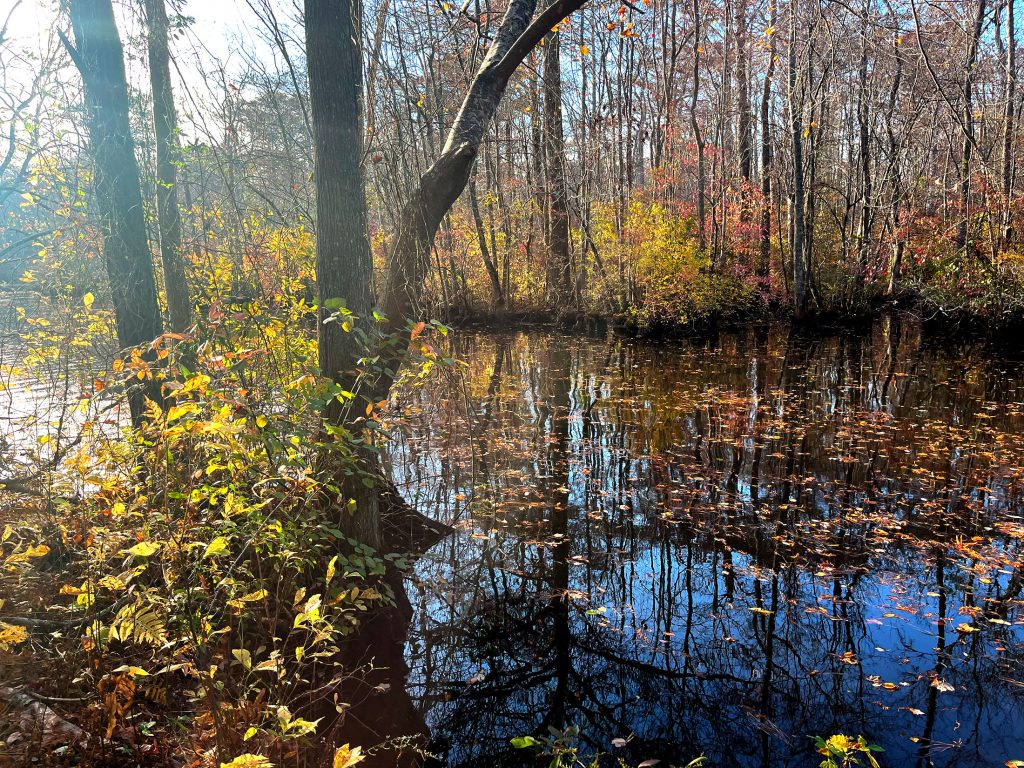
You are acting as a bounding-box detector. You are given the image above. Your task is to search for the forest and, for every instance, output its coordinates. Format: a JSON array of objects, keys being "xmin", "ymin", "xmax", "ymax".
[{"xmin": 0, "ymin": 0, "xmax": 1022, "ymax": 766}]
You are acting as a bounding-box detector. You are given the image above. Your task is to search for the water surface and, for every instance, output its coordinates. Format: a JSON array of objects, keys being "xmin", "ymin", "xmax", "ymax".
[{"xmin": 391, "ymin": 318, "xmax": 1024, "ymax": 767}]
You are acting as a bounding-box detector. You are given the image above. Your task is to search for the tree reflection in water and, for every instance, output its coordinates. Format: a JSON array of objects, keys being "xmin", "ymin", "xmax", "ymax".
[{"xmin": 387, "ymin": 320, "xmax": 1024, "ymax": 767}]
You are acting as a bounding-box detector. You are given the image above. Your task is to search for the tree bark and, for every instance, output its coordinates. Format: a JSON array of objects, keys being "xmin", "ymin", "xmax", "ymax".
[
  {"xmin": 758, "ymin": 0, "xmax": 777, "ymax": 278},
  {"xmin": 543, "ymin": 28, "xmax": 572, "ymax": 306},
  {"xmin": 736, "ymin": 0, "xmax": 752, "ymax": 215},
  {"xmin": 690, "ymin": 0, "xmax": 707, "ymax": 252},
  {"xmin": 66, "ymin": 0, "xmax": 164, "ymax": 425},
  {"xmin": 144, "ymin": 0, "xmax": 192, "ymax": 333},
  {"xmin": 857, "ymin": 2, "xmax": 873, "ymax": 291},
  {"xmin": 788, "ymin": 0, "xmax": 808, "ymax": 316},
  {"xmin": 469, "ymin": 174, "xmax": 505, "ymax": 307},
  {"xmin": 1003, "ymin": 0, "xmax": 1016, "ymax": 251},
  {"xmin": 955, "ymin": 0, "xmax": 987, "ymax": 254},
  {"xmin": 305, "ymin": 0, "xmax": 382, "ymax": 550}
]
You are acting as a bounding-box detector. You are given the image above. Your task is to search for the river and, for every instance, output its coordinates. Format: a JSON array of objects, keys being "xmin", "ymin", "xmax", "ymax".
[{"xmin": 388, "ymin": 317, "xmax": 1024, "ymax": 767}]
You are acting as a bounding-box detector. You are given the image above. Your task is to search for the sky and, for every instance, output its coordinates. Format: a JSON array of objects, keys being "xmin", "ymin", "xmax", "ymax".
[{"xmin": 2, "ymin": 0, "xmax": 294, "ymax": 143}]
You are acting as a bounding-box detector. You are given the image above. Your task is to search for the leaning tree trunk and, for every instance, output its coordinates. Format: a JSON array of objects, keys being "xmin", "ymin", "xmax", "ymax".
[
  {"xmin": 380, "ymin": 0, "xmax": 589, "ymax": 327},
  {"xmin": 65, "ymin": 0, "xmax": 164, "ymax": 425},
  {"xmin": 144, "ymin": 0, "xmax": 192, "ymax": 333}
]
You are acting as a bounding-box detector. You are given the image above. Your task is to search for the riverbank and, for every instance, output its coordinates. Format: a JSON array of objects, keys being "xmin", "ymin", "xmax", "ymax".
[{"xmin": 437, "ymin": 286, "xmax": 1024, "ymax": 344}]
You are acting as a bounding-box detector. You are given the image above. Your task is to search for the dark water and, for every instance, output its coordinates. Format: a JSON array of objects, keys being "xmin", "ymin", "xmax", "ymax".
[{"xmin": 387, "ymin": 318, "xmax": 1024, "ymax": 768}]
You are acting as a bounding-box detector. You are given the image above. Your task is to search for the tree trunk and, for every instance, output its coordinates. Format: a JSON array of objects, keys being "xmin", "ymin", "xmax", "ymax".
[
  {"xmin": 690, "ymin": 0, "xmax": 707, "ymax": 252},
  {"xmin": 884, "ymin": 29, "xmax": 906, "ymax": 298},
  {"xmin": 144, "ymin": 0, "xmax": 192, "ymax": 333},
  {"xmin": 66, "ymin": 0, "xmax": 164, "ymax": 425},
  {"xmin": 736, "ymin": 0, "xmax": 752, "ymax": 215},
  {"xmin": 469, "ymin": 174, "xmax": 505, "ymax": 307},
  {"xmin": 304, "ymin": 0, "xmax": 382, "ymax": 550},
  {"xmin": 1003, "ymin": 0, "xmax": 1016, "ymax": 251},
  {"xmin": 955, "ymin": 0, "xmax": 987, "ymax": 254},
  {"xmin": 857, "ymin": 2, "xmax": 872, "ymax": 292},
  {"xmin": 788, "ymin": 0, "xmax": 808, "ymax": 316},
  {"xmin": 543, "ymin": 28, "xmax": 572, "ymax": 307},
  {"xmin": 758, "ymin": 0, "xmax": 777, "ymax": 278}
]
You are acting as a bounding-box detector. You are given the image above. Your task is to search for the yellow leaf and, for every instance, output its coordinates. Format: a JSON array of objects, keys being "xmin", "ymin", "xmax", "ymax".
[
  {"xmin": 5, "ymin": 544, "xmax": 50, "ymax": 565},
  {"xmin": 124, "ymin": 541, "xmax": 161, "ymax": 558},
  {"xmin": 0, "ymin": 622, "xmax": 29, "ymax": 647},
  {"xmin": 581, "ymin": 44, "xmax": 590, "ymax": 55},
  {"xmin": 333, "ymin": 744, "xmax": 365, "ymax": 768},
  {"xmin": 220, "ymin": 755, "xmax": 273, "ymax": 768},
  {"xmin": 256, "ymin": 414, "xmax": 268, "ymax": 428},
  {"xmin": 166, "ymin": 402, "xmax": 199, "ymax": 422},
  {"xmin": 113, "ymin": 665, "xmax": 150, "ymax": 677},
  {"xmin": 204, "ymin": 536, "xmax": 229, "ymax": 558},
  {"xmin": 83, "ymin": 292, "xmax": 95, "ymax": 310}
]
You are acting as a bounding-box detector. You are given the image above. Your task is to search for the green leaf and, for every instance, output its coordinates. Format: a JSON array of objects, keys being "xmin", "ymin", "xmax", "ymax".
[{"xmin": 510, "ymin": 736, "xmax": 539, "ymax": 749}]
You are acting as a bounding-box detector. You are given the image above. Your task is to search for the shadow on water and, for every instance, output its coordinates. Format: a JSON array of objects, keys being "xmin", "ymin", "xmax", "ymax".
[
  {"xmin": 382, "ymin": 317, "xmax": 1024, "ymax": 768},
  {"xmin": 323, "ymin": 562, "xmax": 431, "ymax": 767}
]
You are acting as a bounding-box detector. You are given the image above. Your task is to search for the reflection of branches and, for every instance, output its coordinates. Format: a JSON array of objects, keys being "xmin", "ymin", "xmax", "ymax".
[{"xmin": 397, "ymin": 327, "xmax": 1024, "ymax": 767}]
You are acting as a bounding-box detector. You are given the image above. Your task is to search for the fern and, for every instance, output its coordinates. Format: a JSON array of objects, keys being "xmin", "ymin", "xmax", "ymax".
[{"xmin": 111, "ymin": 601, "xmax": 168, "ymax": 647}]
